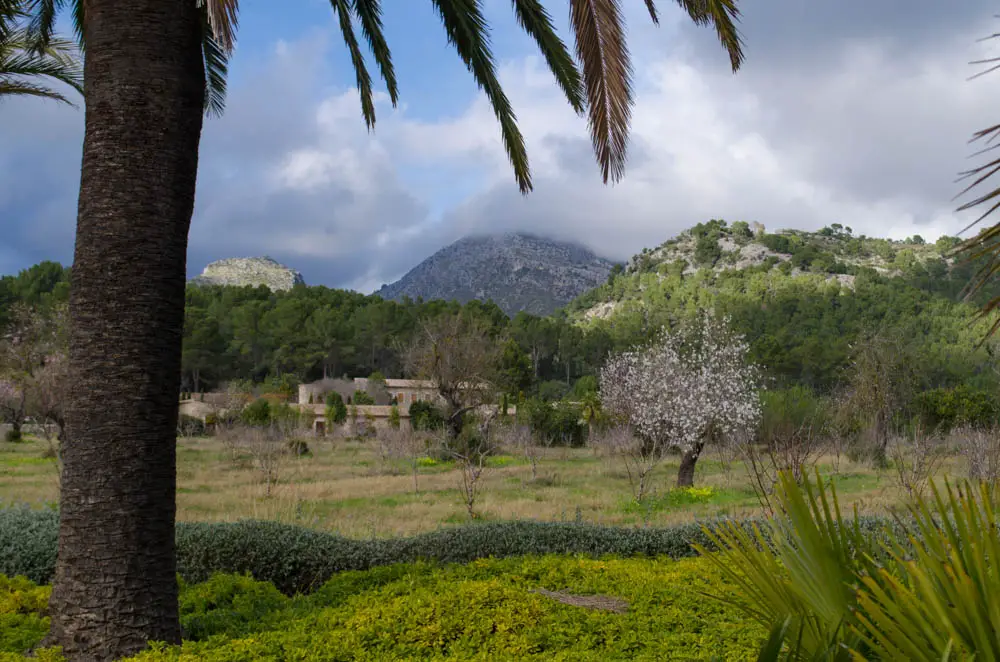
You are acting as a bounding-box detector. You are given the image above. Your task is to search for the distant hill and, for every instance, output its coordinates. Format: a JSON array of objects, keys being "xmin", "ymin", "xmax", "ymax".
[
  {"xmin": 190, "ymin": 257, "xmax": 305, "ymax": 292},
  {"xmin": 568, "ymin": 220, "xmax": 970, "ymax": 321},
  {"xmin": 563, "ymin": 220, "xmax": 987, "ymax": 392},
  {"xmin": 375, "ymin": 233, "xmax": 616, "ymax": 316}
]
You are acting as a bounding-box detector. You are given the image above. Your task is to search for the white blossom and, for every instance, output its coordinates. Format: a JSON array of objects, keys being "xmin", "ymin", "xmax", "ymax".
[{"xmin": 599, "ymin": 314, "xmax": 761, "ymax": 454}]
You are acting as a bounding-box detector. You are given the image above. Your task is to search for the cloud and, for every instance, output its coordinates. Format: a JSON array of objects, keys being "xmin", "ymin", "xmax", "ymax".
[{"xmin": 1, "ymin": 1, "xmax": 997, "ymax": 293}]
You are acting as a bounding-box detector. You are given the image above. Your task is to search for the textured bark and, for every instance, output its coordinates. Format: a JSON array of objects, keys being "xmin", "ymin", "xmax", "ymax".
[
  {"xmin": 676, "ymin": 441, "xmax": 704, "ymax": 488},
  {"xmin": 45, "ymin": 0, "xmax": 205, "ymax": 659}
]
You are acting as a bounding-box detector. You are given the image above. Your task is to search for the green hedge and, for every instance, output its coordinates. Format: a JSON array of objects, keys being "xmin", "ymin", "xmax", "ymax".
[{"xmin": 0, "ymin": 505, "xmax": 909, "ymax": 596}]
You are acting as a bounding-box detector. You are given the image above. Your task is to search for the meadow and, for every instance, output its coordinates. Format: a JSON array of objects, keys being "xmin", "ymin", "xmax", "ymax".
[{"xmin": 0, "ymin": 431, "xmax": 956, "ymax": 538}]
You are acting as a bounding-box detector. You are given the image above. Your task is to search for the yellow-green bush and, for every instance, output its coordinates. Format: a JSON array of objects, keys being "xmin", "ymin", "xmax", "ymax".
[
  {"xmin": 3, "ymin": 556, "xmax": 763, "ymax": 661},
  {"xmin": 0, "ymin": 575, "xmax": 51, "ymax": 656}
]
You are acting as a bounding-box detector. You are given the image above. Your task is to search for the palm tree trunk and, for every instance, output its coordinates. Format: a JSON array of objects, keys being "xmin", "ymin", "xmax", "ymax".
[{"xmin": 45, "ymin": 1, "xmax": 205, "ymax": 659}]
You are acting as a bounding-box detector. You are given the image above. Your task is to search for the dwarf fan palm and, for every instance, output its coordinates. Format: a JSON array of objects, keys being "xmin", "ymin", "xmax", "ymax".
[{"xmin": 23, "ymin": 1, "xmax": 746, "ymax": 659}]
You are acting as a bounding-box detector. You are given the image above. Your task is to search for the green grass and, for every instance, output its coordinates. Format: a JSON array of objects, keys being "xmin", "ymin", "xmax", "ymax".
[
  {"xmin": 1, "ymin": 555, "xmax": 764, "ymax": 661},
  {"xmin": 0, "ymin": 435, "xmax": 949, "ymax": 538}
]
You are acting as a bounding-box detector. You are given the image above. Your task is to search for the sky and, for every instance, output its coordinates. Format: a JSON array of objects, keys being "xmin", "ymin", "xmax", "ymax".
[{"xmin": 1, "ymin": 0, "xmax": 997, "ymax": 293}]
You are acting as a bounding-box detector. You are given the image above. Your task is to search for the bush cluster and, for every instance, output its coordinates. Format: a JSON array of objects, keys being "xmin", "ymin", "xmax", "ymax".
[
  {"xmin": 520, "ymin": 398, "xmax": 587, "ymax": 447},
  {"xmin": 913, "ymin": 385, "xmax": 999, "ymax": 431},
  {"xmin": 0, "ymin": 505, "xmax": 906, "ymax": 596},
  {"xmin": 408, "ymin": 400, "xmax": 444, "ymax": 431},
  {"xmin": 176, "ymin": 414, "xmax": 206, "ymax": 437},
  {"xmin": 4, "ymin": 556, "xmax": 764, "ymax": 661}
]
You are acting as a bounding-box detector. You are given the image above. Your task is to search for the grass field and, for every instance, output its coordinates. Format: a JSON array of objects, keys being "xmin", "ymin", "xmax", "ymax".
[{"xmin": 0, "ymin": 433, "xmax": 964, "ymax": 538}]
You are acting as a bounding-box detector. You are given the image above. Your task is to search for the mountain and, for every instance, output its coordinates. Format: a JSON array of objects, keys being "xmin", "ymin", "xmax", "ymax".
[
  {"xmin": 564, "ymin": 219, "xmax": 987, "ymax": 392},
  {"xmin": 190, "ymin": 256, "xmax": 305, "ymax": 291},
  {"xmin": 568, "ymin": 220, "xmax": 971, "ymax": 321},
  {"xmin": 375, "ymin": 233, "xmax": 616, "ymax": 316}
]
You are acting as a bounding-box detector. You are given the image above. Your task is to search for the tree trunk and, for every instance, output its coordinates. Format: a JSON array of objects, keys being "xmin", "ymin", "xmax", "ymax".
[
  {"xmin": 677, "ymin": 442, "xmax": 705, "ymax": 488},
  {"xmin": 45, "ymin": 1, "xmax": 205, "ymax": 659}
]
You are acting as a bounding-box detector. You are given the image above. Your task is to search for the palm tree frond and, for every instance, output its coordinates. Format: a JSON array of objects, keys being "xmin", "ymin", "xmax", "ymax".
[
  {"xmin": 201, "ymin": 26, "xmax": 229, "ymax": 117},
  {"xmin": 431, "ymin": 0, "xmax": 531, "ymax": 193},
  {"xmin": 0, "ymin": 29, "xmax": 82, "ymax": 95},
  {"xmin": 69, "ymin": 0, "xmax": 83, "ymax": 48},
  {"xmin": 673, "ymin": 0, "xmax": 744, "ymax": 72},
  {"xmin": 570, "ymin": 0, "xmax": 633, "ymax": 184},
  {"xmin": 22, "ymin": 0, "xmax": 60, "ymax": 51},
  {"xmin": 332, "ymin": 0, "xmax": 377, "ymax": 130},
  {"xmin": 0, "ymin": 78, "xmax": 74, "ymax": 104},
  {"xmin": 643, "ymin": 0, "xmax": 659, "ymax": 24},
  {"xmin": 511, "ymin": 0, "xmax": 583, "ymax": 114},
  {"xmin": 351, "ymin": 0, "xmax": 399, "ymax": 106},
  {"xmin": 201, "ymin": 0, "xmax": 238, "ymax": 54}
]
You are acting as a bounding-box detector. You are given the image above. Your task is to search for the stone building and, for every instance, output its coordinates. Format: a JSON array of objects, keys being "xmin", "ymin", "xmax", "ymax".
[{"xmin": 297, "ymin": 377, "xmax": 443, "ymax": 407}]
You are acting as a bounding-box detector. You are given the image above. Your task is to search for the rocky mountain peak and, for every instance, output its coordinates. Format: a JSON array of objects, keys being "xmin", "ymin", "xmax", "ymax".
[
  {"xmin": 190, "ymin": 256, "xmax": 305, "ymax": 292},
  {"xmin": 376, "ymin": 232, "xmax": 616, "ymax": 316}
]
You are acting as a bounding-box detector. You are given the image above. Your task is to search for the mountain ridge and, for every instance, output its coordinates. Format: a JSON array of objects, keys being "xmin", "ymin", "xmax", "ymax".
[{"xmin": 375, "ymin": 232, "xmax": 616, "ymax": 316}]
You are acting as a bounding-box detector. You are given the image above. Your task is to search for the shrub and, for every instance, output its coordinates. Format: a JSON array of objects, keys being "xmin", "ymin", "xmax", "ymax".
[
  {"xmin": 0, "ymin": 574, "xmax": 51, "ymax": 654},
  {"xmin": 269, "ymin": 403, "xmax": 302, "ymax": 428},
  {"xmin": 324, "ymin": 392, "xmax": 347, "ymax": 425},
  {"xmin": 177, "ymin": 414, "xmax": 206, "ymax": 437},
  {"xmin": 241, "ymin": 398, "xmax": 271, "ymax": 427},
  {"xmin": 521, "ymin": 398, "xmax": 586, "ymax": 447},
  {"xmin": 3, "ymin": 430, "xmax": 21, "ymax": 443},
  {"xmin": 694, "ymin": 235, "xmax": 722, "ymax": 266},
  {"xmin": 285, "ymin": 439, "xmax": 311, "ymax": 457},
  {"xmin": 0, "ymin": 505, "xmax": 908, "ymax": 596},
  {"xmin": 409, "ymin": 400, "xmax": 444, "ymax": 431},
  {"xmin": 352, "ymin": 390, "xmax": 375, "ymax": 406},
  {"xmin": 760, "ymin": 234, "xmax": 792, "ymax": 254},
  {"xmin": 913, "ymin": 385, "xmax": 999, "ymax": 432},
  {"xmin": 3, "ymin": 556, "xmax": 765, "ymax": 660},
  {"xmin": 535, "ymin": 380, "xmax": 567, "ymax": 402},
  {"xmin": 388, "ymin": 405, "xmax": 401, "ymax": 429}
]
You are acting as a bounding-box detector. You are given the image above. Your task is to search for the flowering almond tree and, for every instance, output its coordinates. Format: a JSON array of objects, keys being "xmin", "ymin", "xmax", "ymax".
[{"xmin": 599, "ymin": 314, "xmax": 760, "ymax": 487}]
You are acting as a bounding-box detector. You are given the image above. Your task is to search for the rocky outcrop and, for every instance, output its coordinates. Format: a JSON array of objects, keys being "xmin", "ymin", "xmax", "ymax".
[
  {"xmin": 190, "ymin": 257, "xmax": 305, "ymax": 292},
  {"xmin": 376, "ymin": 233, "xmax": 616, "ymax": 316}
]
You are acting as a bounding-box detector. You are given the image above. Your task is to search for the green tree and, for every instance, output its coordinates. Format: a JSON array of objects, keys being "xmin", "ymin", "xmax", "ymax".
[
  {"xmin": 27, "ymin": 0, "xmax": 746, "ymax": 657},
  {"xmin": 181, "ymin": 307, "xmax": 225, "ymax": 393},
  {"xmin": 324, "ymin": 391, "xmax": 347, "ymax": 425},
  {"xmin": 497, "ymin": 338, "xmax": 533, "ymax": 396}
]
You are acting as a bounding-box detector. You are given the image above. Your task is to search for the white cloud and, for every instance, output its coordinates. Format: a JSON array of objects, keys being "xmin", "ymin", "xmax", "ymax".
[{"xmin": 3, "ymin": 1, "xmax": 995, "ymax": 292}]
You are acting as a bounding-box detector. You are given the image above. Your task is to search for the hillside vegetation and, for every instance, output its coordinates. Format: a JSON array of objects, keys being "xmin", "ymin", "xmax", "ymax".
[
  {"xmin": 0, "ymin": 220, "xmax": 994, "ymax": 401},
  {"xmin": 568, "ymin": 220, "xmax": 991, "ymax": 392}
]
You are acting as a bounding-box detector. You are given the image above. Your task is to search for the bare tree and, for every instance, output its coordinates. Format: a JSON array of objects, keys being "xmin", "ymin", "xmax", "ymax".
[
  {"xmin": 501, "ymin": 422, "xmax": 544, "ymax": 481},
  {"xmin": 0, "ymin": 304, "xmax": 63, "ymax": 440},
  {"xmin": 217, "ymin": 423, "xmax": 294, "ymax": 497},
  {"xmin": 380, "ymin": 426, "xmax": 429, "ymax": 493},
  {"xmin": 741, "ymin": 386, "xmax": 829, "ymax": 508},
  {"xmin": 599, "ymin": 314, "xmax": 760, "ymax": 488},
  {"xmin": 838, "ymin": 328, "xmax": 917, "ymax": 466},
  {"xmin": 887, "ymin": 423, "xmax": 946, "ymax": 499},
  {"xmin": 403, "ymin": 313, "xmax": 502, "ymax": 442},
  {"xmin": 436, "ymin": 410, "xmax": 500, "ymax": 518},
  {"xmin": 591, "ymin": 425, "xmax": 662, "ymax": 502},
  {"xmin": 954, "ymin": 426, "xmax": 1000, "ymax": 483}
]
